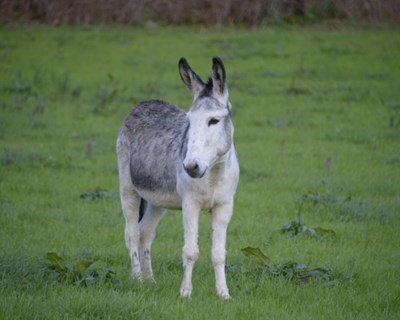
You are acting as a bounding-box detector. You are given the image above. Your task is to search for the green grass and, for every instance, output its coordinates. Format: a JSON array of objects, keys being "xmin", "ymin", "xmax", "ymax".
[{"xmin": 1, "ymin": 25, "xmax": 400, "ymax": 319}]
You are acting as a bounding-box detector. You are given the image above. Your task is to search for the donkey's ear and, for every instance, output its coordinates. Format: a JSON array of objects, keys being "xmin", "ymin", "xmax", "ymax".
[
  {"xmin": 179, "ymin": 58, "xmax": 205, "ymax": 97},
  {"xmin": 211, "ymin": 57, "xmax": 228, "ymax": 99}
]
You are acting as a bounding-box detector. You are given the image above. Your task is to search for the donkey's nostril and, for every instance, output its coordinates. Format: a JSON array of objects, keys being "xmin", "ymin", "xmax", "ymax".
[
  {"xmin": 184, "ymin": 161, "xmax": 198, "ymax": 176},
  {"xmin": 183, "ymin": 161, "xmax": 204, "ymax": 178}
]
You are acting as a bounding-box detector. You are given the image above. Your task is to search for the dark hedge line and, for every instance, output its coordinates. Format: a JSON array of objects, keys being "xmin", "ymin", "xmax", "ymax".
[{"xmin": 1, "ymin": 0, "xmax": 399, "ymax": 26}]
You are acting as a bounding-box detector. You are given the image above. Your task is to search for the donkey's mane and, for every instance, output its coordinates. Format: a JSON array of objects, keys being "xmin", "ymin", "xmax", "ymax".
[{"xmin": 198, "ymin": 77, "xmax": 213, "ymax": 98}]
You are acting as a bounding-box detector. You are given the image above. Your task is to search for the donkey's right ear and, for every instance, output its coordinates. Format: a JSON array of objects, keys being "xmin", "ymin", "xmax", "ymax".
[{"xmin": 179, "ymin": 58, "xmax": 205, "ymax": 98}]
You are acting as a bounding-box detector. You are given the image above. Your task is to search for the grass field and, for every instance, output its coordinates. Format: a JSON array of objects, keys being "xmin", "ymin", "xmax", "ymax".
[{"xmin": 1, "ymin": 25, "xmax": 400, "ymax": 319}]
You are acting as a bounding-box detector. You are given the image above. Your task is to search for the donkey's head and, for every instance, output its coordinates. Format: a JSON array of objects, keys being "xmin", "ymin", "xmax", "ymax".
[{"xmin": 179, "ymin": 57, "xmax": 233, "ymax": 179}]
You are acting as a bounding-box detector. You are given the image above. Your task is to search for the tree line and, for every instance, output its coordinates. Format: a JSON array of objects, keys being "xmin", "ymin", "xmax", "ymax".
[{"xmin": 1, "ymin": 0, "xmax": 399, "ymax": 26}]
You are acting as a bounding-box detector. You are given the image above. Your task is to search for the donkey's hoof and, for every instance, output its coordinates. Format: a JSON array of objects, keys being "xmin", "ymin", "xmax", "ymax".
[
  {"xmin": 141, "ymin": 270, "xmax": 155, "ymax": 282},
  {"xmin": 180, "ymin": 284, "xmax": 192, "ymax": 298},
  {"xmin": 180, "ymin": 289, "xmax": 192, "ymax": 299},
  {"xmin": 130, "ymin": 270, "xmax": 142, "ymax": 281},
  {"xmin": 216, "ymin": 288, "xmax": 230, "ymax": 300},
  {"xmin": 219, "ymin": 293, "xmax": 230, "ymax": 300},
  {"xmin": 143, "ymin": 275, "xmax": 156, "ymax": 283}
]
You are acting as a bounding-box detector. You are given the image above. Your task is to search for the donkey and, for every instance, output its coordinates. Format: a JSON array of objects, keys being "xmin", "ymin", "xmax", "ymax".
[{"xmin": 116, "ymin": 57, "xmax": 239, "ymax": 299}]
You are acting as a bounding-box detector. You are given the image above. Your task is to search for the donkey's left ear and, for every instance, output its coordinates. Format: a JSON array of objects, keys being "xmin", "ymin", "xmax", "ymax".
[{"xmin": 211, "ymin": 57, "xmax": 228, "ymax": 100}]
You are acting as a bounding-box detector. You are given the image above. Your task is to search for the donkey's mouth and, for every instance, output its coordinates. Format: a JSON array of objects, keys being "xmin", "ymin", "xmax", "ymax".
[{"xmin": 183, "ymin": 162, "xmax": 208, "ymax": 179}]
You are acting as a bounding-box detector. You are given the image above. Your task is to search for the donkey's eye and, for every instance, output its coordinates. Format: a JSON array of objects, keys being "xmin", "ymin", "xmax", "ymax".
[{"xmin": 208, "ymin": 118, "xmax": 220, "ymax": 126}]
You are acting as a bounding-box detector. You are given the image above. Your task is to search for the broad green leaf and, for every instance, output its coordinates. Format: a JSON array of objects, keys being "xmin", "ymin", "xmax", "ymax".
[
  {"xmin": 45, "ymin": 251, "xmax": 120, "ymax": 288},
  {"xmin": 46, "ymin": 252, "xmax": 66, "ymax": 271},
  {"xmin": 241, "ymin": 247, "xmax": 270, "ymax": 264}
]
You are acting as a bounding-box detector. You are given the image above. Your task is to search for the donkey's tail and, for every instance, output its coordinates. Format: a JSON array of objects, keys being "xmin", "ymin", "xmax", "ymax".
[{"xmin": 139, "ymin": 198, "xmax": 146, "ymax": 222}]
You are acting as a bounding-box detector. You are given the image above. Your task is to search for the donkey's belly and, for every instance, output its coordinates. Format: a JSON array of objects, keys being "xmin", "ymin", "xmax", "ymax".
[
  {"xmin": 130, "ymin": 161, "xmax": 183, "ymax": 209},
  {"xmin": 135, "ymin": 187, "xmax": 182, "ymax": 209},
  {"xmin": 130, "ymin": 154, "xmax": 183, "ymax": 208}
]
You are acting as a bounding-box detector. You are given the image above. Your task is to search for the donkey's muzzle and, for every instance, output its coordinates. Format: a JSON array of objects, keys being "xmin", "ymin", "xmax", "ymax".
[{"xmin": 183, "ymin": 161, "xmax": 207, "ymax": 179}]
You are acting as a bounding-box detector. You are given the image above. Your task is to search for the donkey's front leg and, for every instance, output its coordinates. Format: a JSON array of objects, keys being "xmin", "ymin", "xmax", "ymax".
[
  {"xmin": 180, "ymin": 202, "xmax": 201, "ymax": 298},
  {"xmin": 211, "ymin": 202, "xmax": 233, "ymax": 299}
]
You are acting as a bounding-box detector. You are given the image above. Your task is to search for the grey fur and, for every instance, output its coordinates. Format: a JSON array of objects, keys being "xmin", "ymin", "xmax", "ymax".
[
  {"xmin": 118, "ymin": 99, "xmax": 188, "ymax": 207},
  {"xmin": 127, "ymin": 101, "xmax": 187, "ymax": 193}
]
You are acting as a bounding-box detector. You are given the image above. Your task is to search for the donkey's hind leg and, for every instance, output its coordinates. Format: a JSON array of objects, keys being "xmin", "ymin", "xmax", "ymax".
[
  {"xmin": 117, "ymin": 134, "xmax": 143, "ymax": 279},
  {"xmin": 120, "ymin": 186, "xmax": 142, "ymax": 279},
  {"xmin": 139, "ymin": 204, "xmax": 165, "ymax": 280}
]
